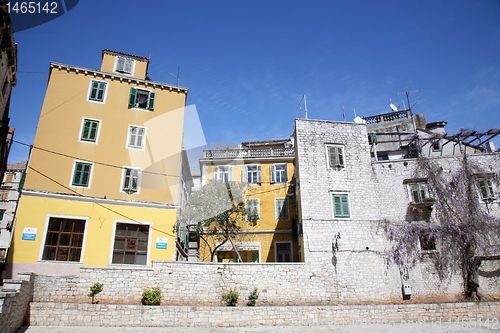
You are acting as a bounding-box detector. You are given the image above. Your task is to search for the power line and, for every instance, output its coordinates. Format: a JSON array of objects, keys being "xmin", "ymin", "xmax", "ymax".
[{"xmin": 28, "ymin": 166, "xmax": 175, "ymax": 238}]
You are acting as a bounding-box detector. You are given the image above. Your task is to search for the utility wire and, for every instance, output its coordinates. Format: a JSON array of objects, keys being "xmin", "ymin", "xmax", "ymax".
[{"xmin": 28, "ymin": 166, "xmax": 175, "ymax": 238}]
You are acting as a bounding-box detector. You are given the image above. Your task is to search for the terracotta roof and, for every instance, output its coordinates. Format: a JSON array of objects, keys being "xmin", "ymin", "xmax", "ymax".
[
  {"xmin": 102, "ymin": 49, "xmax": 149, "ymax": 61},
  {"xmin": 7, "ymin": 161, "xmax": 27, "ymax": 171}
]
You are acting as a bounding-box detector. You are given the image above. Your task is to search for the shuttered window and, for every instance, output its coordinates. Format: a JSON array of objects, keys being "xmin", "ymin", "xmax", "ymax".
[
  {"xmin": 128, "ymin": 88, "xmax": 155, "ymax": 110},
  {"xmin": 246, "ymin": 199, "xmax": 260, "ymax": 221},
  {"xmin": 327, "ymin": 146, "xmax": 345, "ymax": 168},
  {"xmin": 115, "ymin": 56, "xmax": 134, "ymax": 75},
  {"xmin": 72, "ymin": 162, "xmax": 92, "ymax": 187},
  {"xmin": 128, "ymin": 126, "xmax": 146, "ymax": 149},
  {"xmin": 80, "ymin": 119, "xmax": 99, "ymax": 142},
  {"xmin": 88, "ymin": 80, "xmax": 107, "ymax": 102},
  {"xmin": 332, "ymin": 194, "xmax": 350, "ymax": 218},
  {"xmin": 123, "ymin": 168, "xmax": 140, "ymax": 193},
  {"xmin": 243, "ymin": 165, "xmax": 262, "ymax": 184},
  {"xmin": 478, "ymin": 179, "xmax": 495, "ymax": 200},
  {"xmin": 275, "ymin": 198, "xmax": 289, "ymax": 220}
]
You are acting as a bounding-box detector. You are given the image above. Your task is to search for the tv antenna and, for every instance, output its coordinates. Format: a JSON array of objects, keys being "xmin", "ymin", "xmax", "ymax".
[
  {"xmin": 397, "ymin": 88, "xmax": 419, "ymax": 113},
  {"xmin": 168, "ymin": 65, "xmax": 180, "ymax": 86},
  {"xmin": 299, "ymin": 94, "xmax": 308, "ymax": 119}
]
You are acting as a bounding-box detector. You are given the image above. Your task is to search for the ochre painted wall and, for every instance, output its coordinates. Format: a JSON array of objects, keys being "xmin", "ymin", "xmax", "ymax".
[
  {"xmin": 25, "ymin": 66, "xmax": 186, "ymax": 204},
  {"xmin": 9, "ymin": 195, "xmax": 176, "ymax": 267}
]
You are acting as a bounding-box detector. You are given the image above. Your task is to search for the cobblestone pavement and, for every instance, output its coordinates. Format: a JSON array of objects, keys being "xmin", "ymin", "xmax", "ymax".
[{"xmin": 15, "ymin": 323, "xmax": 500, "ymax": 333}]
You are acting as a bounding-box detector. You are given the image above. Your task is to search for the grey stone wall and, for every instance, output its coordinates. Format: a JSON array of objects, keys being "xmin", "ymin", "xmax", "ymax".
[
  {"xmin": 28, "ymin": 301, "xmax": 500, "ymax": 327},
  {"xmin": 0, "ymin": 273, "xmax": 33, "ymax": 333},
  {"xmin": 294, "ymin": 119, "xmax": 500, "ymax": 303}
]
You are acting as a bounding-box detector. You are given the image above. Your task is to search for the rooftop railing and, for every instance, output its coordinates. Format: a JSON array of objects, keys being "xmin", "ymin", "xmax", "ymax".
[
  {"xmin": 203, "ymin": 147, "xmax": 294, "ymax": 159},
  {"xmin": 363, "ymin": 110, "xmax": 411, "ymax": 125}
]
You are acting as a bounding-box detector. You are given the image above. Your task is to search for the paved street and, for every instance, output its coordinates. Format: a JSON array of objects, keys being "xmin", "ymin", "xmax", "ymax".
[{"xmin": 15, "ymin": 323, "xmax": 500, "ymax": 333}]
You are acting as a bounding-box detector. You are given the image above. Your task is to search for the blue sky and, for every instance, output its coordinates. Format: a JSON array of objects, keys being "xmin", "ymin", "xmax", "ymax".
[{"xmin": 7, "ymin": 0, "xmax": 500, "ymax": 164}]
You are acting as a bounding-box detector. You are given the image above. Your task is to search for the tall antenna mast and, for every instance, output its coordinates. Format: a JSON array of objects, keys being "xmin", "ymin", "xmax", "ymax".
[
  {"xmin": 397, "ymin": 88, "xmax": 419, "ymax": 114},
  {"xmin": 168, "ymin": 65, "xmax": 180, "ymax": 86},
  {"xmin": 299, "ymin": 94, "xmax": 308, "ymax": 119}
]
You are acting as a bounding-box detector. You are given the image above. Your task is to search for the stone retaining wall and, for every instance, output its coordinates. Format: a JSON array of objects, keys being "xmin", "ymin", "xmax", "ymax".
[
  {"xmin": 0, "ymin": 273, "xmax": 33, "ymax": 333},
  {"xmin": 28, "ymin": 301, "xmax": 500, "ymax": 327}
]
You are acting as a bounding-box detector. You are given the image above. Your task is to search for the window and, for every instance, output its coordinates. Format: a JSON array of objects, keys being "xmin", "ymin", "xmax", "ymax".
[
  {"xmin": 270, "ymin": 164, "xmax": 287, "ymax": 183},
  {"xmin": 409, "ymin": 183, "xmax": 429, "ymax": 204},
  {"xmin": 478, "ymin": 179, "xmax": 496, "ymax": 201},
  {"xmin": 80, "ymin": 119, "xmax": 100, "ymax": 143},
  {"xmin": 332, "ymin": 193, "xmax": 350, "ymax": 218},
  {"xmin": 88, "ymin": 80, "xmax": 107, "ymax": 102},
  {"xmin": 127, "ymin": 126, "xmax": 146, "ymax": 149},
  {"xmin": 0, "ymin": 210, "xmax": 4, "ymax": 220},
  {"xmin": 246, "ymin": 198, "xmax": 260, "ymax": 221},
  {"xmin": 128, "ymin": 88, "xmax": 155, "ymax": 110},
  {"xmin": 5, "ymin": 174, "xmax": 13, "ymax": 183},
  {"xmin": 114, "ymin": 56, "xmax": 134, "ymax": 75},
  {"xmin": 112, "ymin": 223, "xmax": 149, "ymax": 265},
  {"xmin": 243, "ymin": 165, "xmax": 262, "ymax": 184},
  {"xmin": 275, "ymin": 242, "xmax": 292, "ymax": 262},
  {"xmin": 214, "ymin": 166, "xmax": 233, "ymax": 182},
  {"xmin": 42, "ymin": 217, "xmax": 86, "ymax": 262},
  {"xmin": 419, "ymin": 230, "xmax": 436, "ymax": 251},
  {"xmin": 122, "ymin": 168, "xmax": 140, "ymax": 193},
  {"xmin": 275, "ymin": 198, "xmax": 289, "ymax": 220},
  {"xmin": 71, "ymin": 162, "xmax": 92, "ymax": 187},
  {"xmin": 0, "ymin": 190, "xmax": 8, "ymax": 201},
  {"xmin": 327, "ymin": 145, "xmax": 345, "ymax": 168}
]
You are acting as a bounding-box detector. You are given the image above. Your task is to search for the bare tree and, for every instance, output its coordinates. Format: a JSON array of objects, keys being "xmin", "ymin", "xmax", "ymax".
[{"xmin": 180, "ymin": 180, "xmax": 252, "ymax": 262}]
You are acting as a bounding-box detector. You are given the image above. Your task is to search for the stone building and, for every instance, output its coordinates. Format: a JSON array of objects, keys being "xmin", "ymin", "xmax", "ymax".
[
  {"xmin": 195, "ymin": 138, "xmax": 298, "ymax": 262},
  {"xmin": 0, "ymin": 160, "xmax": 25, "ymax": 278},
  {"xmin": 294, "ymin": 114, "xmax": 500, "ymax": 303}
]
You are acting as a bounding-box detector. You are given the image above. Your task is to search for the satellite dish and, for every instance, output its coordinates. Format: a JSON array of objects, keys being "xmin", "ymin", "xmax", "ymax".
[{"xmin": 390, "ymin": 103, "xmax": 399, "ymax": 112}]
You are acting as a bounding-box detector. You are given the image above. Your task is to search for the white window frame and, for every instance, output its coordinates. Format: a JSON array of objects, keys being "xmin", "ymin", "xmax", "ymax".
[
  {"xmin": 38, "ymin": 214, "xmax": 90, "ymax": 263},
  {"xmin": 70, "ymin": 160, "xmax": 94, "ymax": 189},
  {"xmin": 270, "ymin": 164, "xmax": 287, "ymax": 184},
  {"xmin": 126, "ymin": 125, "xmax": 147, "ymax": 150},
  {"xmin": 478, "ymin": 178, "xmax": 496, "ymax": 201},
  {"xmin": 274, "ymin": 241, "xmax": 293, "ymax": 262},
  {"xmin": 109, "ymin": 220, "xmax": 152, "ymax": 266},
  {"xmin": 214, "ymin": 165, "xmax": 233, "ymax": 182},
  {"xmin": 326, "ymin": 144, "xmax": 345, "ymax": 168},
  {"xmin": 407, "ymin": 182, "xmax": 430, "ymax": 204},
  {"xmin": 246, "ymin": 198, "xmax": 260, "ymax": 221},
  {"xmin": 78, "ymin": 117, "xmax": 101, "ymax": 144},
  {"xmin": 330, "ymin": 192, "xmax": 351, "ymax": 219},
  {"xmin": 86, "ymin": 80, "xmax": 108, "ymax": 103},
  {"xmin": 114, "ymin": 56, "xmax": 135, "ymax": 75},
  {"xmin": 121, "ymin": 167, "xmax": 141, "ymax": 194},
  {"xmin": 242, "ymin": 164, "xmax": 262, "ymax": 184},
  {"xmin": 275, "ymin": 198, "xmax": 290, "ymax": 221}
]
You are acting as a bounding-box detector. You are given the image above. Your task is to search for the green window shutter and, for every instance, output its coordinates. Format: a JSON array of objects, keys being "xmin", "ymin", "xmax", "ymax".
[
  {"xmin": 73, "ymin": 162, "xmax": 91, "ymax": 186},
  {"xmin": 328, "ymin": 147, "xmax": 336, "ymax": 167},
  {"xmin": 128, "ymin": 88, "xmax": 137, "ymax": 106},
  {"xmin": 0, "ymin": 211, "xmax": 4, "ymax": 220},
  {"xmin": 270, "ymin": 165, "xmax": 276, "ymax": 183},
  {"xmin": 333, "ymin": 194, "xmax": 349, "ymax": 218},
  {"xmin": 257, "ymin": 165, "xmax": 262, "ymax": 183},
  {"xmin": 147, "ymin": 92, "xmax": 155, "ymax": 110}
]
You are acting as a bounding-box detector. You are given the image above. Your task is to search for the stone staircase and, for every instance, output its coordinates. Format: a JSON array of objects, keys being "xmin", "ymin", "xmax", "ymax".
[{"xmin": 0, "ymin": 273, "xmax": 33, "ymax": 333}]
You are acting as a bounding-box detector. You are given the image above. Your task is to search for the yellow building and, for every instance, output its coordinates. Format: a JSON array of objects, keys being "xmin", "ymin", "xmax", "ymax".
[
  {"xmin": 199, "ymin": 139, "xmax": 298, "ymax": 262},
  {"xmin": 7, "ymin": 50, "xmax": 189, "ymax": 277}
]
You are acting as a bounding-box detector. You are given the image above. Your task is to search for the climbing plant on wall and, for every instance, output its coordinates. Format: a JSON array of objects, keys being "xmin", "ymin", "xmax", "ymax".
[{"xmin": 381, "ymin": 153, "xmax": 500, "ymax": 300}]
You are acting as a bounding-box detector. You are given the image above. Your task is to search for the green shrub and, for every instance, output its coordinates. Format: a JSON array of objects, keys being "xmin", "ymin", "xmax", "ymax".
[
  {"xmin": 222, "ymin": 288, "xmax": 239, "ymax": 306},
  {"xmin": 88, "ymin": 282, "xmax": 103, "ymax": 304},
  {"xmin": 141, "ymin": 287, "xmax": 162, "ymax": 305},
  {"xmin": 247, "ymin": 287, "xmax": 259, "ymax": 306}
]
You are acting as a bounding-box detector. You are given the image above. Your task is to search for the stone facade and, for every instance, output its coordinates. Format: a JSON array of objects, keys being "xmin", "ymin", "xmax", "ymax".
[
  {"xmin": 28, "ymin": 301, "xmax": 500, "ymax": 327},
  {"xmin": 294, "ymin": 118, "xmax": 500, "ymax": 304},
  {"xmin": 0, "ymin": 272, "xmax": 33, "ymax": 333}
]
